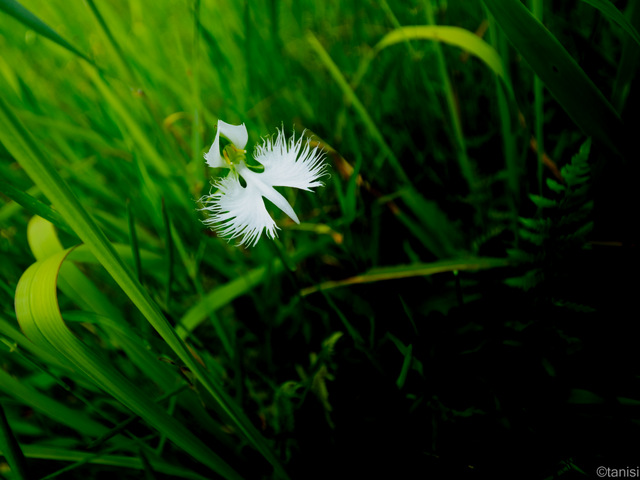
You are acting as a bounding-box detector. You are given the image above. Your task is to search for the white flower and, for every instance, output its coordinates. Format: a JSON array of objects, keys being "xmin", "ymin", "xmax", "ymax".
[{"xmin": 199, "ymin": 120, "xmax": 328, "ymax": 247}]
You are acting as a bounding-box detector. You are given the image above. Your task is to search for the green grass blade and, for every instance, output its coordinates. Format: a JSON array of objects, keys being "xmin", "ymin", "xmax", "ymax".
[
  {"xmin": 0, "ymin": 0, "xmax": 92, "ymax": 63},
  {"xmin": 612, "ymin": 1, "xmax": 640, "ymax": 112},
  {"xmin": 396, "ymin": 343, "xmax": 412, "ymax": 389},
  {"xmin": 530, "ymin": 0, "xmax": 545, "ymax": 196},
  {"xmin": 320, "ymin": 291, "xmax": 365, "ymax": 347},
  {"xmin": 301, "ymin": 257, "xmax": 509, "ymax": 296},
  {"xmin": 0, "ymin": 91, "xmax": 286, "ymax": 479},
  {"xmin": 161, "ymin": 199, "xmax": 174, "ymax": 309},
  {"xmin": 581, "ymin": 0, "xmax": 640, "ymax": 48},
  {"xmin": 375, "ymin": 25, "xmax": 506, "ymax": 81},
  {"xmin": 485, "ymin": 7, "xmax": 520, "ymax": 211},
  {"xmin": 0, "ymin": 179, "xmax": 74, "ymax": 237},
  {"xmin": 0, "ymin": 401, "xmax": 29, "ymax": 480},
  {"xmin": 0, "ymin": 369, "xmax": 110, "ymax": 438},
  {"xmin": 177, "ymin": 239, "xmax": 331, "ymax": 338},
  {"xmin": 0, "ymin": 316, "xmax": 69, "ymax": 369},
  {"xmin": 482, "ymin": 0, "xmax": 626, "ymax": 158},
  {"xmin": 306, "ymin": 32, "xmax": 465, "ymax": 255},
  {"xmin": 84, "ymin": 0, "xmax": 136, "ymax": 82},
  {"xmin": 4, "ymin": 444, "xmax": 212, "ymax": 480},
  {"xmin": 399, "ymin": 188, "xmax": 465, "ymax": 257},
  {"xmin": 13, "ymin": 248, "xmax": 243, "ymax": 479},
  {"xmin": 126, "ymin": 200, "xmax": 143, "ymax": 282},
  {"xmin": 306, "ymin": 31, "xmax": 410, "ymax": 184}
]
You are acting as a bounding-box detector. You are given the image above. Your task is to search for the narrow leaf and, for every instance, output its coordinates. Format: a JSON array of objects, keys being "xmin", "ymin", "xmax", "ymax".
[
  {"xmin": 0, "ymin": 401, "xmax": 29, "ymax": 480},
  {"xmin": 0, "ymin": 0, "xmax": 92, "ymax": 63},
  {"xmin": 0, "ymin": 95, "xmax": 286, "ymax": 479},
  {"xmin": 13, "ymin": 248, "xmax": 243, "ymax": 480},
  {"xmin": 376, "ymin": 25, "xmax": 506, "ymax": 80},
  {"xmin": 301, "ymin": 257, "xmax": 509, "ymax": 296},
  {"xmin": 483, "ymin": 0, "xmax": 626, "ymax": 158},
  {"xmin": 0, "ymin": 180, "xmax": 74, "ymax": 236},
  {"xmin": 581, "ymin": 0, "xmax": 640, "ymax": 48}
]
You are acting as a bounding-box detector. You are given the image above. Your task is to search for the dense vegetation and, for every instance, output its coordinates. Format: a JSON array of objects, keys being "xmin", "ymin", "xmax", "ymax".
[{"xmin": 1, "ymin": 0, "xmax": 637, "ymax": 478}]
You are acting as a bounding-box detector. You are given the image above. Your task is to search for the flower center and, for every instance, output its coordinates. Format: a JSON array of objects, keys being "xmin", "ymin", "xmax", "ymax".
[{"xmin": 222, "ymin": 144, "xmax": 246, "ymax": 167}]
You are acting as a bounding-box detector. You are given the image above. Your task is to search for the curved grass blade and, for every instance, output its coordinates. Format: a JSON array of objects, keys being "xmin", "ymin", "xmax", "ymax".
[
  {"xmin": 300, "ymin": 257, "xmax": 509, "ymax": 296},
  {"xmin": 374, "ymin": 21, "xmax": 516, "ymax": 194},
  {"xmin": 27, "ymin": 216, "xmax": 177, "ymax": 387},
  {"xmin": 482, "ymin": 0, "xmax": 626, "ymax": 158},
  {"xmin": 0, "ymin": 93, "xmax": 287, "ymax": 479},
  {"xmin": 0, "ymin": 0, "xmax": 92, "ymax": 64},
  {"xmin": 13, "ymin": 248, "xmax": 243, "ymax": 480},
  {"xmin": 23, "ymin": 218, "xmax": 232, "ymax": 448},
  {"xmin": 375, "ymin": 25, "xmax": 506, "ymax": 80}
]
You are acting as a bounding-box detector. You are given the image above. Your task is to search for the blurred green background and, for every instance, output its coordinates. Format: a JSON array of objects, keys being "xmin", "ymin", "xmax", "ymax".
[{"xmin": 0, "ymin": 0, "xmax": 638, "ymax": 478}]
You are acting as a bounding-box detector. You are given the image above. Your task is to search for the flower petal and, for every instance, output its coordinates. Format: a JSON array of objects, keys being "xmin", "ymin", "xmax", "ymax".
[
  {"xmin": 239, "ymin": 165, "xmax": 301, "ymax": 224},
  {"xmin": 253, "ymin": 128, "xmax": 328, "ymax": 191},
  {"xmin": 204, "ymin": 120, "xmax": 249, "ymax": 169},
  {"xmin": 199, "ymin": 173, "xmax": 278, "ymax": 247}
]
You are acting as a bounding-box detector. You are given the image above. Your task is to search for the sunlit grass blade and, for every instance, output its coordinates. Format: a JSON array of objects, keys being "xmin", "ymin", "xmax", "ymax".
[
  {"xmin": 24, "ymin": 218, "xmax": 232, "ymax": 448},
  {"xmin": 14, "ymin": 248, "xmax": 243, "ymax": 479},
  {"xmin": 482, "ymin": 0, "xmax": 626, "ymax": 159},
  {"xmin": 375, "ymin": 25, "xmax": 507, "ymax": 82},
  {"xmin": 300, "ymin": 257, "xmax": 509, "ymax": 296},
  {"xmin": 0, "ymin": 0, "xmax": 92, "ymax": 63}
]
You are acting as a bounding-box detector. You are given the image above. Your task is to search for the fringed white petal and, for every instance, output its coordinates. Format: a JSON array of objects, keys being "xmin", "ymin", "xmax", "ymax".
[
  {"xmin": 254, "ymin": 128, "xmax": 328, "ymax": 191},
  {"xmin": 200, "ymin": 123, "xmax": 327, "ymax": 247},
  {"xmin": 239, "ymin": 165, "xmax": 300, "ymax": 224},
  {"xmin": 204, "ymin": 120, "xmax": 248, "ymax": 169},
  {"xmin": 199, "ymin": 172, "xmax": 278, "ymax": 248}
]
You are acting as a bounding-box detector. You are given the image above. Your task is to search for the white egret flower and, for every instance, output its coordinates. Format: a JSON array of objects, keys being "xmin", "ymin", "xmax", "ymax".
[{"xmin": 199, "ymin": 120, "xmax": 327, "ymax": 247}]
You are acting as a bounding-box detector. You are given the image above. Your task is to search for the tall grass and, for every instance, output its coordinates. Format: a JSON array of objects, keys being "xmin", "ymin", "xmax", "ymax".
[{"xmin": 1, "ymin": 0, "xmax": 637, "ymax": 478}]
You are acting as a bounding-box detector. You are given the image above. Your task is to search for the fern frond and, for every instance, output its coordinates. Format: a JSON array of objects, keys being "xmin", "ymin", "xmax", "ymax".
[{"xmin": 505, "ymin": 139, "xmax": 593, "ymax": 303}]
